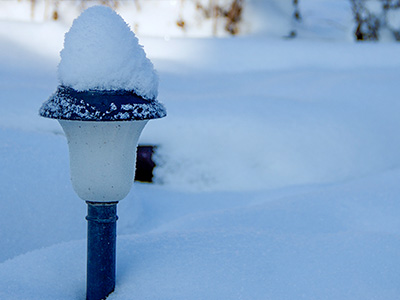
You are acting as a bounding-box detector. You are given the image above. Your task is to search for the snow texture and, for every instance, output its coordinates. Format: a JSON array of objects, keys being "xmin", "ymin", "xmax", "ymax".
[
  {"xmin": 39, "ymin": 86, "xmax": 166, "ymax": 121},
  {"xmin": 58, "ymin": 5, "xmax": 158, "ymax": 100}
]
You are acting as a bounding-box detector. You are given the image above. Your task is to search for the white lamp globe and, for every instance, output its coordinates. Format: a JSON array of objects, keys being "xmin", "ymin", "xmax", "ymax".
[{"xmin": 59, "ymin": 120, "xmax": 147, "ymax": 202}]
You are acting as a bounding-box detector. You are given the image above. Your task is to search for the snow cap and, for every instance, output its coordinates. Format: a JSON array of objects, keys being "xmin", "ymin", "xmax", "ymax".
[
  {"xmin": 39, "ymin": 5, "xmax": 166, "ymax": 121},
  {"xmin": 59, "ymin": 5, "xmax": 158, "ymax": 97}
]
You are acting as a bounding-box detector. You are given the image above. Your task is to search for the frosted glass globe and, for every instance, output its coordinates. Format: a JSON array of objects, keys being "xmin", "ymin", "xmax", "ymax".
[{"xmin": 59, "ymin": 120, "xmax": 148, "ymax": 202}]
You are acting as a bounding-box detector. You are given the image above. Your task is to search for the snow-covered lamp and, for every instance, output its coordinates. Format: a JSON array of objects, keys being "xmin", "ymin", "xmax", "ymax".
[{"xmin": 39, "ymin": 6, "xmax": 166, "ymax": 300}]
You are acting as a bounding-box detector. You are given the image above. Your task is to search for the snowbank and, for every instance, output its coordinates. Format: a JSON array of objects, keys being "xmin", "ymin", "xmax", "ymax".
[{"xmin": 1, "ymin": 171, "xmax": 400, "ymax": 299}]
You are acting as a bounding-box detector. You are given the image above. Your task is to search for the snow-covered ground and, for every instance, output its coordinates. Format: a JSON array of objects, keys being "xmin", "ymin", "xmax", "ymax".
[{"xmin": 1, "ymin": 1, "xmax": 400, "ymax": 299}]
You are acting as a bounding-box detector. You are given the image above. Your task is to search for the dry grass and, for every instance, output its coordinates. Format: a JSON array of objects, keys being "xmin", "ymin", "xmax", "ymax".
[
  {"xmin": 195, "ymin": 0, "xmax": 244, "ymax": 35},
  {"xmin": 25, "ymin": 0, "xmax": 245, "ymax": 35},
  {"xmin": 350, "ymin": 0, "xmax": 400, "ymax": 41}
]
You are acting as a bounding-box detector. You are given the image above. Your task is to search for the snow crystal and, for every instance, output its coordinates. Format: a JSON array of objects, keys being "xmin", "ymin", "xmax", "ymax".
[
  {"xmin": 58, "ymin": 5, "xmax": 158, "ymax": 100},
  {"xmin": 39, "ymin": 86, "xmax": 166, "ymax": 121}
]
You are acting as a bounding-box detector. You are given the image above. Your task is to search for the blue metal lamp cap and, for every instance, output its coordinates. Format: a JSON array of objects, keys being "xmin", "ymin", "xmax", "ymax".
[{"xmin": 39, "ymin": 86, "xmax": 166, "ymax": 121}]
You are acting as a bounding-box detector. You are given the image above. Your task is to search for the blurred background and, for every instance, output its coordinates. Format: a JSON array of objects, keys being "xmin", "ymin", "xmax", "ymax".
[{"xmin": 1, "ymin": 0, "xmax": 400, "ymax": 41}]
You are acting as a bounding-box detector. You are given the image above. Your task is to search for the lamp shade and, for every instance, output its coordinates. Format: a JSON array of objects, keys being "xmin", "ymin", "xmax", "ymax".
[
  {"xmin": 59, "ymin": 119, "xmax": 147, "ymax": 202},
  {"xmin": 40, "ymin": 87, "xmax": 165, "ymax": 202}
]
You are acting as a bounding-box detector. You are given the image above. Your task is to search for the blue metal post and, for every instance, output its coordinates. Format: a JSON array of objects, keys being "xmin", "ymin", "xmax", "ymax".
[{"xmin": 86, "ymin": 202, "xmax": 118, "ymax": 300}]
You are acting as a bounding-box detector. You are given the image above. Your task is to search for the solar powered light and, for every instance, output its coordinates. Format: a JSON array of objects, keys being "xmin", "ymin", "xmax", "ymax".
[{"xmin": 39, "ymin": 6, "xmax": 166, "ymax": 300}]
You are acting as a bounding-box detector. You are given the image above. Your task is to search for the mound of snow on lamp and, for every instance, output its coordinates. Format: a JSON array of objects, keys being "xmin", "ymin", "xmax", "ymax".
[{"xmin": 40, "ymin": 5, "xmax": 166, "ymax": 202}]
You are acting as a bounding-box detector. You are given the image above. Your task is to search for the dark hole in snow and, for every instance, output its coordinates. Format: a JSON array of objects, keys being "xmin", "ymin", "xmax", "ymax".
[{"xmin": 135, "ymin": 145, "xmax": 156, "ymax": 183}]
